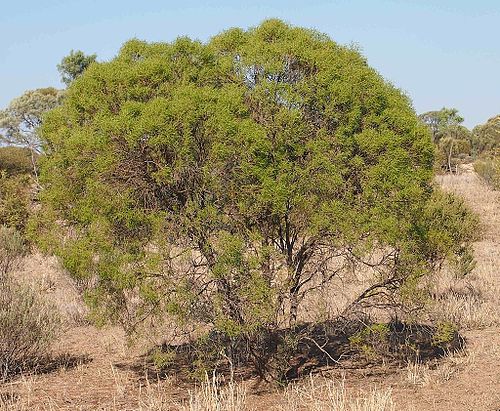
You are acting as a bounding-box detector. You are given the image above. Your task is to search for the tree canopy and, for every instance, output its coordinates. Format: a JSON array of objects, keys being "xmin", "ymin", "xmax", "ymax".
[
  {"xmin": 0, "ymin": 87, "xmax": 64, "ymax": 153},
  {"xmin": 419, "ymin": 108, "xmax": 472, "ymax": 172},
  {"xmin": 57, "ymin": 50, "xmax": 97, "ymax": 86},
  {"xmin": 419, "ymin": 108, "xmax": 464, "ymax": 144},
  {"xmin": 0, "ymin": 87, "xmax": 64, "ymax": 181},
  {"xmin": 36, "ymin": 20, "xmax": 476, "ymax": 346}
]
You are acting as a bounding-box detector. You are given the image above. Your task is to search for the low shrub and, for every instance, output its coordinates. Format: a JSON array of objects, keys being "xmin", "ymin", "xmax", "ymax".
[
  {"xmin": 0, "ymin": 146, "xmax": 34, "ymax": 176},
  {"xmin": 474, "ymin": 156, "xmax": 500, "ymax": 190},
  {"xmin": 0, "ymin": 173, "xmax": 31, "ymax": 232},
  {"xmin": 0, "ymin": 226, "xmax": 25, "ymax": 277},
  {"xmin": 0, "ymin": 227, "xmax": 60, "ymax": 381},
  {"xmin": 0, "ymin": 279, "xmax": 61, "ymax": 380}
]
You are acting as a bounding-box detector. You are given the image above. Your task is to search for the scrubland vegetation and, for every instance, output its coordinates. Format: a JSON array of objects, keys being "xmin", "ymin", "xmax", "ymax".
[{"xmin": 0, "ymin": 19, "xmax": 498, "ymax": 410}]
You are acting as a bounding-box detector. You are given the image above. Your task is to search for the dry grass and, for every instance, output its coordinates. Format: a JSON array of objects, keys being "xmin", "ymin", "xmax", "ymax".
[
  {"xmin": 179, "ymin": 372, "xmax": 248, "ymax": 411},
  {"xmin": 12, "ymin": 252, "xmax": 88, "ymax": 326},
  {"xmin": 0, "ymin": 369, "xmax": 398, "ymax": 411},
  {"xmin": 431, "ymin": 167, "xmax": 500, "ymax": 330},
  {"xmin": 426, "ymin": 264, "xmax": 500, "ymax": 329},
  {"xmin": 405, "ymin": 361, "xmax": 431, "ymax": 386},
  {"xmin": 0, "ymin": 279, "xmax": 61, "ymax": 381},
  {"xmin": 282, "ymin": 375, "xmax": 395, "ymax": 411},
  {"xmin": 0, "ymin": 376, "xmax": 38, "ymax": 411}
]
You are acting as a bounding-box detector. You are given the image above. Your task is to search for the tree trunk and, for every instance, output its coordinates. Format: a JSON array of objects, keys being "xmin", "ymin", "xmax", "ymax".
[
  {"xmin": 289, "ymin": 290, "xmax": 299, "ymax": 326},
  {"xmin": 29, "ymin": 145, "xmax": 41, "ymax": 189},
  {"xmin": 447, "ymin": 140, "xmax": 454, "ymax": 174}
]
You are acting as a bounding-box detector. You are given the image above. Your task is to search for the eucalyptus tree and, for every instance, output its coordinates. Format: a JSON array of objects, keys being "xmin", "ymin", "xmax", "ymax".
[
  {"xmin": 0, "ymin": 88, "xmax": 64, "ymax": 182},
  {"xmin": 420, "ymin": 108, "xmax": 472, "ymax": 172}
]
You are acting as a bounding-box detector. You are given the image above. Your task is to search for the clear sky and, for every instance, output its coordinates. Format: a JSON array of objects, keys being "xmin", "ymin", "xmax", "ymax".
[{"xmin": 1, "ymin": 0, "xmax": 499, "ymax": 128}]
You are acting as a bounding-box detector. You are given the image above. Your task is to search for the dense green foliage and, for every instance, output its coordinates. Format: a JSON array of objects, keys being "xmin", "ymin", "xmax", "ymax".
[
  {"xmin": 36, "ymin": 20, "xmax": 477, "ymax": 351},
  {"xmin": 57, "ymin": 50, "xmax": 97, "ymax": 86}
]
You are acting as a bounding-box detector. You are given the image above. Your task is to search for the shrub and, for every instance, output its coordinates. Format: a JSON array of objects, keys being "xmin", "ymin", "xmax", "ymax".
[
  {"xmin": 0, "ymin": 279, "xmax": 61, "ymax": 380},
  {"xmin": 36, "ymin": 20, "xmax": 477, "ymax": 378},
  {"xmin": 0, "ymin": 226, "xmax": 60, "ymax": 381},
  {"xmin": 0, "ymin": 226, "xmax": 25, "ymax": 277},
  {"xmin": 471, "ymin": 115, "xmax": 500, "ymax": 156},
  {"xmin": 0, "ymin": 146, "xmax": 34, "ymax": 176},
  {"xmin": 0, "ymin": 173, "xmax": 32, "ymax": 232},
  {"xmin": 474, "ymin": 156, "xmax": 500, "ymax": 190},
  {"xmin": 349, "ymin": 323, "xmax": 390, "ymax": 359}
]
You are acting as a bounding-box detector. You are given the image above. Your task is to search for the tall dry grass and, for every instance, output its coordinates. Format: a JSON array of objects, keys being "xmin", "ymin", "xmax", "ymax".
[
  {"xmin": 282, "ymin": 375, "xmax": 395, "ymax": 411},
  {"xmin": 12, "ymin": 252, "xmax": 88, "ymax": 326},
  {"xmin": 180, "ymin": 372, "xmax": 247, "ymax": 411},
  {"xmin": 0, "ymin": 227, "xmax": 60, "ymax": 382},
  {"xmin": 432, "ymin": 168, "xmax": 500, "ymax": 330}
]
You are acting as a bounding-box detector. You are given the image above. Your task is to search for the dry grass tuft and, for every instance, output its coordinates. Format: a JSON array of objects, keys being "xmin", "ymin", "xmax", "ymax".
[
  {"xmin": 180, "ymin": 372, "xmax": 248, "ymax": 411},
  {"xmin": 282, "ymin": 375, "xmax": 395, "ymax": 411},
  {"xmin": 405, "ymin": 361, "xmax": 431, "ymax": 386}
]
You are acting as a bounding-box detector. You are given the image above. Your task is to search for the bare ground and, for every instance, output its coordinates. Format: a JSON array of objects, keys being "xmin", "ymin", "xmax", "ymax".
[{"xmin": 1, "ymin": 166, "xmax": 499, "ymax": 411}]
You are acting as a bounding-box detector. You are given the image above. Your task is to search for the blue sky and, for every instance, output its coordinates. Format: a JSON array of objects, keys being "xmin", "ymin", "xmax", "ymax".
[{"xmin": 1, "ymin": 0, "xmax": 499, "ymax": 128}]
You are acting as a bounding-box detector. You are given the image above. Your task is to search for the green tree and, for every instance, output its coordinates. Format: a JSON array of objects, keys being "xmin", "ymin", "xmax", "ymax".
[
  {"xmin": 419, "ymin": 108, "xmax": 463, "ymax": 144},
  {"xmin": 36, "ymin": 20, "xmax": 477, "ymax": 361},
  {"xmin": 419, "ymin": 108, "xmax": 472, "ymax": 172},
  {"xmin": 0, "ymin": 88, "xmax": 63, "ymax": 182},
  {"xmin": 57, "ymin": 49, "xmax": 97, "ymax": 86}
]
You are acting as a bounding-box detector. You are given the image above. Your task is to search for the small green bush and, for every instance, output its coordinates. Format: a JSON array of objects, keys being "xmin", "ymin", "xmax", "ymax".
[
  {"xmin": 432, "ymin": 321, "xmax": 458, "ymax": 346},
  {"xmin": 349, "ymin": 323, "xmax": 390, "ymax": 358},
  {"xmin": 474, "ymin": 156, "xmax": 500, "ymax": 190}
]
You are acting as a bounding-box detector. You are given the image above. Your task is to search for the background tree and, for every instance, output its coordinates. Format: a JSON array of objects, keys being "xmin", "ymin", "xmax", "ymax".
[
  {"xmin": 419, "ymin": 108, "xmax": 463, "ymax": 144},
  {"xmin": 472, "ymin": 115, "xmax": 500, "ymax": 189},
  {"xmin": 471, "ymin": 114, "xmax": 500, "ymax": 156},
  {"xmin": 36, "ymin": 20, "xmax": 477, "ymax": 376},
  {"xmin": 0, "ymin": 88, "xmax": 63, "ymax": 183},
  {"xmin": 57, "ymin": 50, "xmax": 97, "ymax": 86},
  {"xmin": 419, "ymin": 108, "xmax": 472, "ymax": 172}
]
